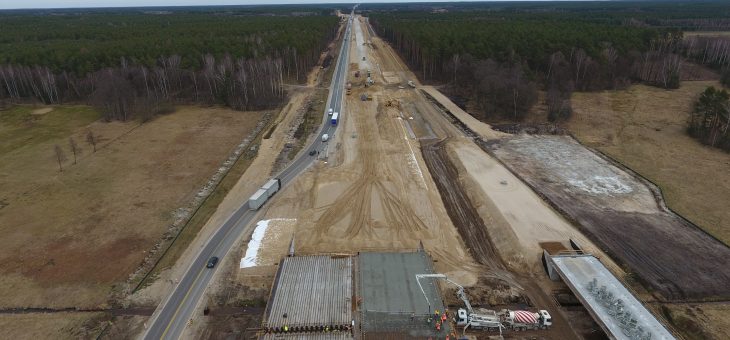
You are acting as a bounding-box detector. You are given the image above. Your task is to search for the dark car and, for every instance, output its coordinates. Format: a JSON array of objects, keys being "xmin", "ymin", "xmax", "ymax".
[
  {"xmin": 206, "ymin": 256, "xmax": 219, "ymax": 268},
  {"xmin": 309, "ymin": 150, "xmax": 317, "ymax": 156}
]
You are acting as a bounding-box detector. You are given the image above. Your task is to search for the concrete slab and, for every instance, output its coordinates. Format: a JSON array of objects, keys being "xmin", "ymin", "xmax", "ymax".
[
  {"xmin": 358, "ymin": 251, "xmax": 450, "ymax": 338},
  {"xmin": 550, "ymin": 255, "xmax": 675, "ymax": 340}
]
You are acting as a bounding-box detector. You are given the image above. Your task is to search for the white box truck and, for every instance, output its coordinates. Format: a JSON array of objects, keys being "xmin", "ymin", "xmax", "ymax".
[
  {"xmin": 261, "ymin": 178, "xmax": 281, "ymax": 198},
  {"xmin": 248, "ymin": 188, "xmax": 268, "ymax": 210}
]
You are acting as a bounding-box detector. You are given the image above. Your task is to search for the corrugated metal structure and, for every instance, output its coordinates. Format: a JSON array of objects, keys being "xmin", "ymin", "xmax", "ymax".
[
  {"xmin": 260, "ymin": 333, "xmax": 352, "ymax": 340},
  {"xmin": 263, "ymin": 255, "xmax": 353, "ymax": 335},
  {"xmin": 547, "ymin": 253, "xmax": 675, "ymax": 340}
]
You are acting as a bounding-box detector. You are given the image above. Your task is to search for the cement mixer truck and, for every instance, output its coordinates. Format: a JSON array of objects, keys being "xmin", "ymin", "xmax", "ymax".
[
  {"xmin": 415, "ymin": 274, "xmax": 552, "ymax": 335},
  {"xmin": 500, "ymin": 309, "xmax": 552, "ymax": 331}
]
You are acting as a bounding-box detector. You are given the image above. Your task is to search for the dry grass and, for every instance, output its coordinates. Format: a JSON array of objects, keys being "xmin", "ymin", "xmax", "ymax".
[
  {"xmin": 0, "ymin": 105, "xmax": 263, "ymax": 309},
  {"xmin": 567, "ymin": 81, "xmax": 730, "ymax": 246},
  {"xmin": 683, "ymin": 31, "xmax": 730, "ymax": 37},
  {"xmin": 661, "ymin": 303, "xmax": 730, "ymax": 340},
  {"xmin": 0, "ymin": 312, "xmax": 104, "ymax": 340}
]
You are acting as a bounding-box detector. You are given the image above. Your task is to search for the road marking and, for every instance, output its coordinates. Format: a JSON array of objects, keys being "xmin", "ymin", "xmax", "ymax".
[
  {"xmin": 396, "ymin": 115, "xmax": 427, "ymax": 189},
  {"xmin": 160, "ymin": 267, "xmax": 205, "ymax": 339},
  {"xmin": 147, "ymin": 15, "xmax": 354, "ymax": 340}
]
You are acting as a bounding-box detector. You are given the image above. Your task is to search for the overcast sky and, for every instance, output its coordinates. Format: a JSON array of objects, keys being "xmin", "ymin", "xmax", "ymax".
[{"xmin": 0, "ymin": 0, "xmax": 526, "ymax": 10}]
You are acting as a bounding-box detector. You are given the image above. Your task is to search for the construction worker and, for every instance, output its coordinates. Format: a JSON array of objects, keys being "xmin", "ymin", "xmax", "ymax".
[
  {"xmin": 436, "ymin": 322, "xmax": 441, "ymax": 332},
  {"xmin": 283, "ymin": 325, "xmax": 288, "ymax": 333}
]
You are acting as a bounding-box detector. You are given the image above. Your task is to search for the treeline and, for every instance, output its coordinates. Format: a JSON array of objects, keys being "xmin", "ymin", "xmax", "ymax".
[
  {"xmin": 0, "ymin": 11, "xmax": 340, "ymax": 120},
  {"xmin": 360, "ymin": 1, "xmax": 730, "ymax": 30},
  {"xmin": 0, "ymin": 12, "xmax": 338, "ymax": 76},
  {"xmin": 689, "ymin": 86, "xmax": 730, "ymax": 151},
  {"xmin": 682, "ymin": 35, "xmax": 730, "ymax": 87},
  {"xmin": 370, "ymin": 11, "xmax": 685, "ymax": 121}
]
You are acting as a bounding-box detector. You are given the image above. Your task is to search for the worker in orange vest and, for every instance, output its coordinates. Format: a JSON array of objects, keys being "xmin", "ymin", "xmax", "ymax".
[{"xmin": 436, "ymin": 322, "xmax": 441, "ymax": 332}]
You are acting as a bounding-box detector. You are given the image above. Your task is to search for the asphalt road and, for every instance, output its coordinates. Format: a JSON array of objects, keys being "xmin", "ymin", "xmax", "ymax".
[{"xmin": 142, "ymin": 12, "xmax": 353, "ymax": 340}]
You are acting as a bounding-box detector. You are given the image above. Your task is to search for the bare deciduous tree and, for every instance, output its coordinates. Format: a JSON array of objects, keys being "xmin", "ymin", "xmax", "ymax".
[
  {"xmin": 54, "ymin": 144, "xmax": 66, "ymax": 172},
  {"xmin": 69, "ymin": 137, "xmax": 81, "ymax": 164},
  {"xmin": 86, "ymin": 130, "xmax": 98, "ymax": 152}
]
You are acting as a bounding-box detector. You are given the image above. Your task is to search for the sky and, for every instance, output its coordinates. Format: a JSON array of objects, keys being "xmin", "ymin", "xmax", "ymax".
[{"xmin": 1, "ymin": 0, "xmax": 517, "ymax": 11}]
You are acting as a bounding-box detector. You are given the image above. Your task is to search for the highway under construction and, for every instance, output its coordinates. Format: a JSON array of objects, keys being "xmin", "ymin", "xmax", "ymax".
[{"xmin": 186, "ymin": 13, "xmax": 701, "ymax": 340}]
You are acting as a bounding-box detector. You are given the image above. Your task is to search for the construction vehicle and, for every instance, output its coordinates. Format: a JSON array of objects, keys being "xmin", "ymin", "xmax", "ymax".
[
  {"xmin": 500, "ymin": 309, "xmax": 552, "ymax": 330},
  {"xmin": 384, "ymin": 99, "xmax": 400, "ymax": 108},
  {"xmin": 416, "ymin": 274, "xmax": 504, "ymax": 335},
  {"xmin": 360, "ymin": 93, "xmax": 372, "ymax": 101},
  {"xmin": 408, "ymin": 80, "xmax": 416, "ymax": 88},
  {"xmin": 416, "ymin": 274, "xmax": 552, "ymax": 335},
  {"xmin": 346, "ymin": 82, "xmax": 352, "ymax": 95}
]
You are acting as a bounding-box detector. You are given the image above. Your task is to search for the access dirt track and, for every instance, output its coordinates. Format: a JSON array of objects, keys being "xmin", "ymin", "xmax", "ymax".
[
  {"xmin": 489, "ymin": 135, "xmax": 730, "ymax": 301},
  {"xmin": 421, "ymin": 139, "xmax": 505, "ymax": 271}
]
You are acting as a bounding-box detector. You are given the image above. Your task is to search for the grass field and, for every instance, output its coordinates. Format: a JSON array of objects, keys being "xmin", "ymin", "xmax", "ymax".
[
  {"xmin": 568, "ymin": 81, "xmax": 730, "ymax": 246},
  {"xmin": 683, "ymin": 31, "xmax": 730, "ymax": 37},
  {"xmin": 0, "ymin": 105, "xmax": 263, "ymax": 309},
  {"xmin": 0, "ymin": 312, "xmax": 104, "ymax": 340}
]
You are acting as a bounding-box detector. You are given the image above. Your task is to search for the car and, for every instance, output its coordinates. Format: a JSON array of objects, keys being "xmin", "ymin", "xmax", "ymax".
[
  {"xmin": 206, "ymin": 256, "xmax": 219, "ymax": 268},
  {"xmin": 309, "ymin": 150, "xmax": 317, "ymax": 156}
]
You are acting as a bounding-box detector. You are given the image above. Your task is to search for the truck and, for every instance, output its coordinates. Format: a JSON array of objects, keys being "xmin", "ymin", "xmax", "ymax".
[
  {"xmin": 248, "ymin": 178, "xmax": 281, "ymax": 210},
  {"xmin": 331, "ymin": 112, "xmax": 339, "ymax": 125},
  {"xmin": 322, "ymin": 134, "xmax": 329, "ymax": 142},
  {"xmin": 416, "ymin": 274, "xmax": 552, "ymax": 336},
  {"xmin": 500, "ymin": 309, "xmax": 552, "ymax": 331},
  {"xmin": 248, "ymin": 188, "xmax": 268, "ymax": 210},
  {"xmin": 457, "ymin": 308, "xmax": 502, "ymax": 331},
  {"xmin": 261, "ymin": 178, "xmax": 281, "ymax": 199}
]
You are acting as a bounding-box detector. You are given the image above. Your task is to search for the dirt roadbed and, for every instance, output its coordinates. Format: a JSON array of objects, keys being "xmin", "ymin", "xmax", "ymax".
[{"xmin": 488, "ymin": 134, "xmax": 730, "ymax": 301}]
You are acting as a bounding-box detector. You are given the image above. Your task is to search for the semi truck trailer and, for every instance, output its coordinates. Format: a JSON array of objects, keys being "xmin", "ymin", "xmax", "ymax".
[{"xmin": 248, "ymin": 178, "xmax": 281, "ymax": 210}]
